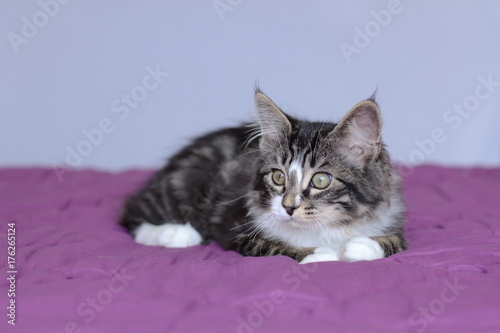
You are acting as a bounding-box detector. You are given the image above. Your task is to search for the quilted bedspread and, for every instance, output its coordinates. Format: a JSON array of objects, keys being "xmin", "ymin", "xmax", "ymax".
[{"xmin": 1, "ymin": 166, "xmax": 500, "ymax": 333}]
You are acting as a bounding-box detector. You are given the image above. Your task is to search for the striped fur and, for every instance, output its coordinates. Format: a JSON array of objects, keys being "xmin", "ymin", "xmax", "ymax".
[{"xmin": 120, "ymin": 90, "xmax": 407, "ymax": 263}]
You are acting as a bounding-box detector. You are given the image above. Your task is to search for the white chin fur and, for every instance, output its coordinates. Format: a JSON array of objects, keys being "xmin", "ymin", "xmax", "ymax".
[
  {"xmin": 340, "ymin": 236, "xmax": 384, "ymax": 261},
  {"xmin": 134, "ymin": 222, "xmax": 202, "ymax": 248}
]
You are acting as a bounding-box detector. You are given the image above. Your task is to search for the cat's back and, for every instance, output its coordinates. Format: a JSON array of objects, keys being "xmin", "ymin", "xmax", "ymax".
[
  {"xmin": 121, "ymin": 124, "xmax": 258, "ymax": 235},
  {"xmin": 159, "ymin": 124, "xmax": 255, "ymax": 179}
]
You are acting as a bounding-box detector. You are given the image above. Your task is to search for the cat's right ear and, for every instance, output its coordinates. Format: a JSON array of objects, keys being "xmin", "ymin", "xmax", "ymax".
[{"xmin": 254, "ymin": 91, "xmax": 292, "ymax": 149}]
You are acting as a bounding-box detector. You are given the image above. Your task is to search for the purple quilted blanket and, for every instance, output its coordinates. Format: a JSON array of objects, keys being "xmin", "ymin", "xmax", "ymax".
[{"xmin": 1, "ymin": 166, "xmax": 500, "ymax": 333}]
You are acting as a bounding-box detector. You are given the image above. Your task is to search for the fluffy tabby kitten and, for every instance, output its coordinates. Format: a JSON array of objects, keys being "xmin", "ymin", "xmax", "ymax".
[{"xmin": 120, "ymin": 90, "xmax": 406, "ymax": 264}]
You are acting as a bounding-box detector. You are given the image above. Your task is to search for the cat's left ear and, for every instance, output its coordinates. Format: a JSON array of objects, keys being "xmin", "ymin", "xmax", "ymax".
[
  {"xmin": 254, "ymin": 91, "xmax": 293, "ymax": 150},
  {"xmin": 331, "ymin": 99, "xmax": 383, "ymax": 164}
]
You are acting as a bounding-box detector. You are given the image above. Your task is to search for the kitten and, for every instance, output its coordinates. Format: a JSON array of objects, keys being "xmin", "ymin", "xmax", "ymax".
[{"xmin": 120, "ymin": 89, "xmax": 406, "ymax": 264}]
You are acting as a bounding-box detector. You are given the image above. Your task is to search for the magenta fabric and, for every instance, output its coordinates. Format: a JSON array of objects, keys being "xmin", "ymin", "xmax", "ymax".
[{"xmin": 1, "ymin": 166, "xmax": 500, "ymax": 333}]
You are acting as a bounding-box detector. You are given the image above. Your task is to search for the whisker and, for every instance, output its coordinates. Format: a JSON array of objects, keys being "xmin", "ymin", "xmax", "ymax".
[
  {"xmin": 215, "ymin": 192, "xmax": 253, "ymax": 207},
  {"xmin": 247, "ymin": 212, "xmax": 274, "ymax": 241},
  {"xmin": 230, "ymin": 219, "xmax": 256, "ymax": 231}
]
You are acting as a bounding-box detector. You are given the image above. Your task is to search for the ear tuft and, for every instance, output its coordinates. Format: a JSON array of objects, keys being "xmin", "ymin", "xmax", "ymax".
[
  {"xmin": 254, "ymin": 82, "xmax": 262, "ymax": 94},
  {"xmin": 368, "ymin": 88, "xmax": 378, "ymax": 103}
]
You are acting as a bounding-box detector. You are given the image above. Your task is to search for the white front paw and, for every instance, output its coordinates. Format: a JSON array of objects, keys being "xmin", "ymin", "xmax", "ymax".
[
  {"xmin": 135, "ymin": 222, "xmax": 202, "ymax": 248},
  {"xmin": 157, "ymin": 223, "xmax": 202, "ymax": 247},
  {"xmin": 341, "ymin": 236, "xmax": 384, "ymax": 261},
  {"xmin": 300, "ymin": 247, "xmax": 339, "ymax": 264}
]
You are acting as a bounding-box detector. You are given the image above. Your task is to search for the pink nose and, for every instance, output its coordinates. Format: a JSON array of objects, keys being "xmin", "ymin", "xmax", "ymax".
[{"xmin": 284, "ymin": 206, "xmax": 297, "ymax": 216}]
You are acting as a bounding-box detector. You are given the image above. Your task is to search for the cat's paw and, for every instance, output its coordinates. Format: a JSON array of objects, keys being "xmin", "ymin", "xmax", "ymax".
[
  {"xmin": 157, "ymin": 223, "xmax": 203, "ymax": 247},
  {"xmin": 300, "ymin": 247, "xmax": 339, "ymax": 264},
  {"xmin": 135, "ymin": 222, "xmax": 202, "ymax": 248},
  {"xmin": 340, "ymin": 236, "xmax": 384, "ymax": 261}
]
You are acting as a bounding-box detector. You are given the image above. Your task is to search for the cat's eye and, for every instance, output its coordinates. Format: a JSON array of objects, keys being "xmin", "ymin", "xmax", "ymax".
[
  {"xmin": 311, "ymin": 172, "xmax": 332, "ymax": 189},
  {"xmin": 271, "ymin": 170, "xmax": 286, "ymax": 186}
]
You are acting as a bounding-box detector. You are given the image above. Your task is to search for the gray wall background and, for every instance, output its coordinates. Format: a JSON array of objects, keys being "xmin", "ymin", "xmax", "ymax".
[{"xmin": 2, "ymin": 0, "xmax": 499, "ymax": 172}]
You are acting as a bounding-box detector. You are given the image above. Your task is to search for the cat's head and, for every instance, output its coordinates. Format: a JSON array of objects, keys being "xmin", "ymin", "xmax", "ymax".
[{"xmin": 247, "ymin": 90, "xmax": 401, "ymax": 245}]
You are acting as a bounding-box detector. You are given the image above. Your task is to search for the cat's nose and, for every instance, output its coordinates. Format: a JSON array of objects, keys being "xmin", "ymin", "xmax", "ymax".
[{"xmin": 284, "ymin": 205, "xmax": 297, "ymax": 216}]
